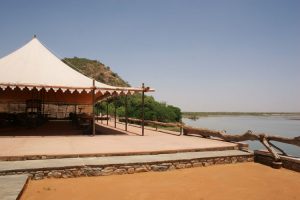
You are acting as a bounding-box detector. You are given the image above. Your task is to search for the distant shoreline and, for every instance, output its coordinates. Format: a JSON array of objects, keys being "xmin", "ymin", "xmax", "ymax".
[{"xmin": 182, "ymin": 112, "xmax": 300, "ymax": 120}]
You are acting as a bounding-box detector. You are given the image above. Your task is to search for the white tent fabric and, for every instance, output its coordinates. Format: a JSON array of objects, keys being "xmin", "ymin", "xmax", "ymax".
[{"xmin": 0, "ymin": 37, "xmax": 143, "ymax": 94}]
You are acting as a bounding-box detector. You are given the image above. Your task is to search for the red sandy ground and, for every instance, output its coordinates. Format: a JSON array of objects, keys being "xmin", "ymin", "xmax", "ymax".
[{"xmin": 21, "ymin": 163, "xmax": 300, "ymax": 200}]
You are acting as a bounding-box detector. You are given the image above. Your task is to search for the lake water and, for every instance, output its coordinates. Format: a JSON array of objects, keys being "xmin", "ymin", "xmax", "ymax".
[{"xmin": 183, "ymin": 115, "xmax": 300, "ymax": 157}]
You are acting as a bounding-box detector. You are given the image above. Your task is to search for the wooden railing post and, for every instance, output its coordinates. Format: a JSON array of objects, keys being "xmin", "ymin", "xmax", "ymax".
[
  {"xmin": 106, "ymin": 100, "xmax": 109, "ymax": 125},
  {"xmin": 141, "ymin": 83, "xmax": 145, "ymax": 136},
  {"xmin": 92, "ymin": 79, "xmax": 96, "ymax": 136},
  {"xmin": 114, "ymin": 97, "xmax": 117, "ymax": 128},
  {"xmin": 125, "ymin": 94, "xmax": 128, "ymax": 131},
  {"xmin": 100, "ymin": 102, "xmax": 103, "ymax": 124},
  {"xmin": 260, "ymin": 136, "xmax": 280, "ymax": 161}
]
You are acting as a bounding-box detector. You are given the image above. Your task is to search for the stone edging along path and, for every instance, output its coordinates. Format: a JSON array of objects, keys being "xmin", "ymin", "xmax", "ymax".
[{"xmin": 0, "ymin": 150, "xmax": 254, "ymax": 180}]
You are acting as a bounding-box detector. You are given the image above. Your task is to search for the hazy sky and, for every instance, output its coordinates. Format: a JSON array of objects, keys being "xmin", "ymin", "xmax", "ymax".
[{"xmin": 0, "ymin": 0, "xmax": 299, "ymax": 112}]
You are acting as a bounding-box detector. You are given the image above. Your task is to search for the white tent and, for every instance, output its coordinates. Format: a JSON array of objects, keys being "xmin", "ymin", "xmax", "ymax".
[{"xmin": 0, "ymin": 36, "xmax": 152, "ymax": 104}]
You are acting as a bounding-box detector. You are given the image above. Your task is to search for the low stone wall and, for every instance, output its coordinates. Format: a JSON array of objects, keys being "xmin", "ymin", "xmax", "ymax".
[
  {"xmin": 0, "ymin": 155, "xmax": 254, "ymax": 180},
  {"xmin": 254, "ymin": 150, "xmax": 300, "ymax": 172}
]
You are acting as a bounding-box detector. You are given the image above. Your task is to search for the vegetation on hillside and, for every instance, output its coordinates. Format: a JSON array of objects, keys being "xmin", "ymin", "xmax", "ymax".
[
  {"xmin": 63, "ymin": 57, "xmax": 130, "ymax": 87},
  {"xmin": 63, "ymin": 57, "xmax": 182, "ymax": 122}
]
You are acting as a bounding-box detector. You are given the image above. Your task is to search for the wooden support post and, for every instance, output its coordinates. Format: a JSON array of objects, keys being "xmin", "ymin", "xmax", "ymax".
[
  {"xmin": 106, "ymin": 100, "xmax": 109, "ymax": 125},
  {"xmin": 96, "ymin": 103, "xmax": 98, "ymax": 122},
  {"xmin": 92, "ymin": 79, "xmax": 96, "ymax": 136},
  {"xmin": 56, "ymin": 104, "xmax": 58, "ymax": 119},
  {"xmin": 100, "ymin": 102, "xmax": 103, "ymax": 124},
  {"xmin": 142, "ymin": 83, "xmax": 145, "ymax": 136},
  {"xmin": 114, "ymin": 97, "xmax": 117, "ymax": 128},
  {"xmin": 42, "ymin": 90, "xmax": 45, "ymax": 116},
  {"xmin": 260, "ymin": 137, "xmax": 281, "ymax": 161},
  {"xmin": 125, "ymin": 94, "xmax": 128, "ymax": 131},
  {"xmin": 260, "ymin": 137, "xmax": 282, "ymax": 169}
]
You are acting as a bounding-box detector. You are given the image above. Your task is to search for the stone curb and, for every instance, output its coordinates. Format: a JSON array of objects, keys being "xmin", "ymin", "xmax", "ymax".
[{"xmin": 0, "ymin": 155, "xmax": 254, "ymax": 180}]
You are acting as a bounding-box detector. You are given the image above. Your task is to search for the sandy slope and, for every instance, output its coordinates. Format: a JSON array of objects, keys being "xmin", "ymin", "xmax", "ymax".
[{"xmin": 21, "ymin": 163, "xmax": 300, "ymax": 200}]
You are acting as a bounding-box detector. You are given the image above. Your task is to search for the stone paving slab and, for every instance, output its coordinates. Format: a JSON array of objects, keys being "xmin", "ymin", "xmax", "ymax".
[
  {"xmin": 0, "ymin": 135, "xmax": 238, "ymax": 159},
  {"xmin": 0, "ymin": 175, "xmax": 28, "ymax": 200},
  {"xmin": 0, "ymin": 122, "xmax": 238, "ymax": 160},
  {"xmin": 0, "ymin": 150, "xmax": 252, "ymax": 173}
]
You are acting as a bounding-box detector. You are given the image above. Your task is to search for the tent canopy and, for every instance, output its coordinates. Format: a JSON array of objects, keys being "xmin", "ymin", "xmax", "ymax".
[{"xmin": 0, "ymin": 36, "xmax": 153, "ymax": 104}]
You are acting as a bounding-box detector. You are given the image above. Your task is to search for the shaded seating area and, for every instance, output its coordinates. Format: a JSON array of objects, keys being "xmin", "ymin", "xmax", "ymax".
[
  {"xmin": 0, "ymin": 101, "xmax": 46, "ymax": 130},
  {"xmin": 0, "ymin": 120, "xmax": 83, "ymax": 136},
  {"xmin": 0, "ymin": 102, "xmax": 95, "ymax": 136},
  {"xmin": 69, "ymin": 112, "xmax": 94, "ymax": 134}
]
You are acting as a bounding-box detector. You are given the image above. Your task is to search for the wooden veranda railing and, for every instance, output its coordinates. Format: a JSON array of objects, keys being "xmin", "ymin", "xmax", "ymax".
[
  {"xmin": 118, "ymin": 117, "xmax": 299, "ymax": 166},
  {"xmin": 182, "ymin": 126, "xmax": 300, "ymax": 163},
  {"xmin": 118, "ymin": 117, "xmax": 183, "ymax": 134}
]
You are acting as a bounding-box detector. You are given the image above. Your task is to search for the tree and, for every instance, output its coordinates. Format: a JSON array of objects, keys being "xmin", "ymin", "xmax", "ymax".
[{"xmin": 97, "ymin": 94, "xmax": 182, "ymax": 123}]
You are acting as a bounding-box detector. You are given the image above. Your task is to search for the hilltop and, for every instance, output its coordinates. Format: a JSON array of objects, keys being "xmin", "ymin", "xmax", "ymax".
[{"xmin": 63, "ymin": 57, "xmax": 130, "ymax": 87}]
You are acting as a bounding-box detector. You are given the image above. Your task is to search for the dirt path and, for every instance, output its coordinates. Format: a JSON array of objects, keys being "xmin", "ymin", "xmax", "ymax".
[{"xmin": 21, "ymin": 163, "xmax": 300, "ymax": 200}]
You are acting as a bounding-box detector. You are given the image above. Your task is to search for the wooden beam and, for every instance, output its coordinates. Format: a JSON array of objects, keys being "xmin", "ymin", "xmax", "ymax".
[
  {"xmin": 183, "ymin": 126, "xmax": 300, "ymax": 163},
  {"xmin": 141, "ymin": 83, "xmax": 145, "ymax": 136},
  {"xmin": 183, "ymin": 126, "xmax": 300, "ymax": 147},
  {"xmin": 114, "ymin": 97, "xmax": 117, "ymax": 128},
  {"xmin": 100, "ymin": 102, "xmax": 103, "ymax": 124},
  {"xmin": 119, "ymin": 117, "xmax": 182, "ymax": 128},
  {"xmin": 120, "ymin": 117, "xmax": 182, "ymax": 128},
  {"xmin": 106, "ymin": 100, "xmax": 109, "ymax": 125},
  {"xmin": 92, "ymin": 79, "xmax": 96, "ymax": 136},
  {"xmin": 260, "ymin": 137, "xmax": 280, "ymax": 161},
  {"xmin": 125, "ymin": 94, "xmax": 128, "ymax": 131}
]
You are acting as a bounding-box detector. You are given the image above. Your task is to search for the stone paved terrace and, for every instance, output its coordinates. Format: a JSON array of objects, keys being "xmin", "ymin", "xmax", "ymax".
[
  {"xmin": 0, "ymin": 135, "xmax": 238, "ymax": 160},
  {"xmin": 0, "ymin": 122, "xmax": 241, "ymax": 160}
]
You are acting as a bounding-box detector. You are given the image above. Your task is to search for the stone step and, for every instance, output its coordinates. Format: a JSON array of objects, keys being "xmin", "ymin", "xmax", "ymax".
[
  {"xmin": 0, "ymin": 150, "xmax": 253, "ymax": 180},
  {"xmin": 0, "ymin": 175, "xmax": 29, "ymax": 200}
]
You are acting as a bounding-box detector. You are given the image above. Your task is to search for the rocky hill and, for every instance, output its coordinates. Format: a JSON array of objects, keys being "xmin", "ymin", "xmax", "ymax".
[{"xmin": 63, "ymin": 57, "xmax": 130, "ymax": 87}]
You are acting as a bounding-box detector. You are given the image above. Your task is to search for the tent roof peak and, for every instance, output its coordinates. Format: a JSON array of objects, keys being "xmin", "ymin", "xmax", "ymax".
[{"xmin": 0, "ymin": 36, "xmax": 117, "ymax": 90}]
